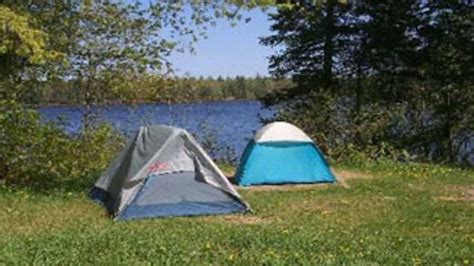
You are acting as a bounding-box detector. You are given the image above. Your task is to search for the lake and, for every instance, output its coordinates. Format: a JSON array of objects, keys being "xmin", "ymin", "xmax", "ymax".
[
  {"xmin": 38, "ymin": 101, "xmax": 275, "ymax": 160},
  {"xmin": 38, "ymin": 100, "xmax": 473, "ymax": 165}
]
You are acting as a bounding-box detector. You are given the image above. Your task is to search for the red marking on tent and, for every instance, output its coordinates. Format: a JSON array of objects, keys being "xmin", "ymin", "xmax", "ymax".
[{"xmin": 149, "ymin": 162, "xmax": 168, "ymax": 173}]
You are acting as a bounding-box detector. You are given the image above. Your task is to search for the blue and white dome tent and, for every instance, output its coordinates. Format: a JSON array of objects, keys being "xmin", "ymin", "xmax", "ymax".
[{"xmin": 235, "ymin": 122, "xmax": 336, "ymax": 186}]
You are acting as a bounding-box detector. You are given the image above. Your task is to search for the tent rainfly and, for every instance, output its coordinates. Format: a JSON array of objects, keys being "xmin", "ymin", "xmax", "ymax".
[
  {"xmin": 235, "ymin": 122, "xmax": 336, "ymax": 186},
  {"xmin": 90, "ymin": 125, "xmax": 250, "ymax": 220}
]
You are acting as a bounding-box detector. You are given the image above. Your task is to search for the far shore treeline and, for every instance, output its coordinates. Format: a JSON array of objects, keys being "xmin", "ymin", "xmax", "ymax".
[{"xmin": 31, "ymin": 75, "xmax": 291, "ymax": 106}]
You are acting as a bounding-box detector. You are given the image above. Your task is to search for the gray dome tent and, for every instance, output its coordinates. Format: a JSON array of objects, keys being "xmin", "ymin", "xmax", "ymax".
[{"xmin": 90, "ymin": 125, "xmax": 250, "ymax": 220}]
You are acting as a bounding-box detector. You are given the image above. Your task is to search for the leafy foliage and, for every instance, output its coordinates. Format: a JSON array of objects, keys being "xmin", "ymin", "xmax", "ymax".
[
  {"xmin": 1, "ymin": 1, "xmax": 275, "ymax": 126},
  {"xmin": 262, "ymin": 1, "xmax": 473, "ymax": 164},
  {"xmin": 0, "ymin": 100, "xmax": 124, "ymax": 189},
  {"xmin": 0, "ymin": 6, "xmax": 62, "ymax": 83},
  {"xmin": 197, "ymin": 123, "xmax": 238, "ymax": 165},
  {"xmin": 0, "ymin": 7, "xmax": 52, "ymax": 63},
  {"xmin": 0, "ymin": 1, "xmax": 279, "ymax": 188}
]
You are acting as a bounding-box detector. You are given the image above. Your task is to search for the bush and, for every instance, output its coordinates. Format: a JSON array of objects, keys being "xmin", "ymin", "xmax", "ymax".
[
  {"xmin": 196, "ymin": 122, "xmax": 238, "ymax": 166},
  {"xmin": 0, "ymin": 100, "xmax": 124, "ymax": 190},
  {"xmin": 271, "ymin": 92, "xmax": 410, "ymax": 164}
]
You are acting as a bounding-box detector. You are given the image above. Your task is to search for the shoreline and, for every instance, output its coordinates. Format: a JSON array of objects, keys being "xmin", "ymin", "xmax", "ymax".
[{"xmin": 34, "ymin": 98, "xmax": 261, "ymax": 108}]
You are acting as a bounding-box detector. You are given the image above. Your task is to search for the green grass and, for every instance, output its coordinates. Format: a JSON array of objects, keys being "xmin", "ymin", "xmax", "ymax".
[{"xmin": 1, "ymin": 162, "xmax": 473, "ymax": 264}]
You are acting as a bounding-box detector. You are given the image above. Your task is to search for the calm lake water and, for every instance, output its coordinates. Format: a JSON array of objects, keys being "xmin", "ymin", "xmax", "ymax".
[
  {"xmin": 38, "ymin": 101, "xmax": 275, "ymax": 159},
  {"xmin": 38, "ymin": 100, "xmax": 473, "ymax": 165}
]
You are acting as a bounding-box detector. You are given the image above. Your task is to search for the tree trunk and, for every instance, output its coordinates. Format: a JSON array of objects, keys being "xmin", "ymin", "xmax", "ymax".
[
  {"xmin": 323, "ymin": 0, "xmax": 336, "ymax": 92},
  {"xmin": 355, "ymin": 62, "xmax": 363, "ymax": 113},
  {"xmin": 82, "ymin": 53, "xmax": 96, "ymax": 132},
  {"xmin": 82, "ymin": 80, "xmax": 92, "ymax": 131},
  {"xmin": 443, "ymin": 91, "xmax": 454, "ymax": 162}
]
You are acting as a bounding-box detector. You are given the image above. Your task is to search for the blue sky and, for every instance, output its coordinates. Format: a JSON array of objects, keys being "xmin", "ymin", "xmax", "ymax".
[{"xmin": 169, "ymin": 9, "xmax": 274, "ymax": 78}]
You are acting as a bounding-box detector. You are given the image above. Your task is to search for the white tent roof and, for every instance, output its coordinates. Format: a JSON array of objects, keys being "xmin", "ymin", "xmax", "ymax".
[{"xmin": 254, "ymin": 122, "xmax": 313, "ymax": 143}]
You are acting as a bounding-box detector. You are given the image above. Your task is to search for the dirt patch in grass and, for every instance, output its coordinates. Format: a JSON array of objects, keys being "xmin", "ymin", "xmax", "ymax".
[
  {"xmin": 202, "ymin": 215, "xmax": 270, "ymax": 225},
  {"xmin": 285, "ymin": 199, "xmax": 333, "ymax": 214},
  {"xmin": 225, "ymin": 167, "xmax": 374, "ymax": 189},
  {"xmin": 333, "ymin": 169, "xmax": 374, "ymax": 181},
  {"xmin": 435, "ymin": 185, "xmax": 474, "ymax": 202},
  {"xmin": 238, "ymin": 183, "xmax": 333, "ymax": 192},
  {"xmin": 332, "ymin": 169, "xmax": 374, "ymax": 188},
  {"xmin": 279, "ymin": 195, "xmax": 389, "ymax": 226},
  {"xmin": 232, "ymin": 169, "xmax": 373, "ymax": 191},
  {"xmin": 222, "ymin": 171, "xmax": 236, "ymax": 179}
]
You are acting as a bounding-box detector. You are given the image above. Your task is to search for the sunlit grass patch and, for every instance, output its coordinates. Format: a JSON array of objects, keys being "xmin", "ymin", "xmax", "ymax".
[
  {"xmin": 434, "ymin": 185, "xmax": 474, "ymax": 203},
  {"xmin": 200, "ymin": 214, "xmax": 270, "ymax": 225},
  {"xmin": 333, "ymin": 168, "xmax": 374, "ymax": 188},
  {"xmin": 0, "ymin": 192, "xmax": 108, "ymax": 237},
  {"xmin": 0, "ymin": 162, "xmax": 473, "ymax": 264},
  {"xmin": 239, "ymin": 182, "xmax": 333, "ymax": 192}
]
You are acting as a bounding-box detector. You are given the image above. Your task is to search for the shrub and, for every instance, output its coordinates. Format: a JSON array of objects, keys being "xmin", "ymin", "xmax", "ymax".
[
  {"xmin": 196, "ymin": 122, "xmax": 238, "ymax": 166},
  {"xmin": 271, "ymin": 92, "xmax": 410, "ymax": 164},
  {"xmin": 0, "ymin": 100, "xmax": 124, "ymax": 190}
]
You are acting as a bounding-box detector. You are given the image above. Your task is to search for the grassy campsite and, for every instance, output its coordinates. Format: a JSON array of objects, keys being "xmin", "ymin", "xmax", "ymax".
[
  {"xmin": 1, "ymin": 162, "xmax": 473, "ymax": 264},
  {"xmin": 1, "ymin": 1, "xmax": 473, "ymax": 264}
]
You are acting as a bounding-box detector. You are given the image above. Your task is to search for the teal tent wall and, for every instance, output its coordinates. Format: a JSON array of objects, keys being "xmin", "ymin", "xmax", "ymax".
[{"xmin": 235, "ymin": 140, "xmax": 335, "ymax": 186}]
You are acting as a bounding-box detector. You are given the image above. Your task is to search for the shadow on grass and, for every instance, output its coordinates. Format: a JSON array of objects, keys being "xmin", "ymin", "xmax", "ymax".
[{"xmin": 1, "ymin": 171, "xmax": 101, "ymax": 195}]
